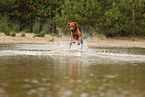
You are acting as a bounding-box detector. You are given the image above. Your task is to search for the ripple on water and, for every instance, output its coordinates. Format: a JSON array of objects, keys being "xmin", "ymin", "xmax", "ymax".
[
  {"xmin": 27, "ymin": 89, "xmax": 37, "ymax": 95},
  {"xmin": 23, "ymin": 84, "xmax": 32, "ymax": 89},
  {"xmin": 0, "ymin": 88, "xmax": 5, "ymax": 93},
  {"xmin": 31, "ymin": 80, "xmax": 39, "ymax": 84},
  {"xmin": 38, "ymin": 87, "xmax": 46, "ymax": 92},
  {"xmin": 0, "ymin": 43, "xmax": 145, "ymax": 63}
]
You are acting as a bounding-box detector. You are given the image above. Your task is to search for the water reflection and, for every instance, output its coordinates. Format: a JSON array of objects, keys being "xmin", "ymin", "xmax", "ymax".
[
  {"xmin": 0, "ymin": 55, "xmax": 55, "ymax": 97},
  {"xmin": 69, "ymin": 57, "xmax": 81, "ymax": 87},
  {"xmin": 0, "ymin": 55, "xmax": 145, "ymax": 97}
]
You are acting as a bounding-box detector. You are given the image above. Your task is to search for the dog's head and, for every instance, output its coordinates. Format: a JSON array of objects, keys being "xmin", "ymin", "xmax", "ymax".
[{"xmin": 66, "ymin": 22, "xmax": 79, "ymax": 32}]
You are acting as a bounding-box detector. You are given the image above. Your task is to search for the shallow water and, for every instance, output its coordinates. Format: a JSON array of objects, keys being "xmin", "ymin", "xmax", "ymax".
[{"xmin": 0, "ymin": 43, "xmax": 145, "ymax": 97}]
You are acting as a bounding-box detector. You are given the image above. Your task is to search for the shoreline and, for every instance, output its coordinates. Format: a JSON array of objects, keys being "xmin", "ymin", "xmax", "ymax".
[
  {"xmin": 0, "ymin": 33, "xmax": 145, "ymax": 48},
  {"xmin": 87, "ymin": 37, "xmax": 145, "ymax": 48}
]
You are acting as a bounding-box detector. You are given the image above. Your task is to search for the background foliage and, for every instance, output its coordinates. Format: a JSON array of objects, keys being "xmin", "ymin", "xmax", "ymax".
[{"xmin": 0, "ymin": 0, "xmax": 144, "ymax": 37}]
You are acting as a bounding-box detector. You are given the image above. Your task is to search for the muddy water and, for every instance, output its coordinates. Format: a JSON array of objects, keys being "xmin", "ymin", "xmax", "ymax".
[{"xmin": 0, "ymin": 43, "xmax": 145, "ymax": 97}]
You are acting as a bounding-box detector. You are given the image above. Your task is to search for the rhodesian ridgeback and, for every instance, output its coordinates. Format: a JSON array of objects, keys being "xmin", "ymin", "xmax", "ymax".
[{"xmin": 66, "ymin": 22, "xmax": 83, "ymax": 49}]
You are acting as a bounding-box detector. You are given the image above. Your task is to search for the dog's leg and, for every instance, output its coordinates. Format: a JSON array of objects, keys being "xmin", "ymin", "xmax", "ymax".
[
  {"xmin": 78, "ymin": 37, "xmax": 82, "ymax": 45},
  {"xmin": 72, "ymin": 38, "xmax": 76, "ymax": 43},
  {"xmin": 69, "ymin": 41, "xmax": 72, "ymax": 49},
  {"xmin": 81, "ymin": 38, "xmax": 83, "ymax": 49},
  {"xmin": 71, "ymin": 33, "xmax": 76, "ymax": 44}
]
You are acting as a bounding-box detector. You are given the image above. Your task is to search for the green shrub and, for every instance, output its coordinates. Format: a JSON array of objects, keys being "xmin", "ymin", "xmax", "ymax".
[
  {"xmin": 51, "ymin": 33, "xmax": 57, "ymax": 36},
  {"xmin": 21, "ymin": 33, "xmax": 25, "ymax": 37},
  {"xmin": 34, "ymin": 32, "xmax": 45, "ymax": 37},
  {"xmin": 132, "ymin": 38, "xmax": 136, "ymax": 41},
  {"xmin": 39, "ymin": 32, "xmax": 45, "ymax": 37},
  {"xmin": 32, "ymin": 22, "xmax": 40, "ymax": 34},
  {"xmin": 115, "ymin": 37, "xmax": 120, "ymax": 40},
  {"xmin": 0, "ymin": 16, "xmax": 9, "ymax": 32},
  {"xmin": 0, "ymin": 15, "xmax": 11, "ymax": 34},
  {"xmin": 23, "ymin": 29, "xmax": 30, "ymax": 33},
  {"xmin": 42, "ymin": 24, "xmax": 49, "ymax": 34},
  {"xmin": 12, "ymin": 25, "xmax": 20, "ymax": 33},
  {"xmin": 6, "ymin": 32, "xmax": 10, "ymax": 36},
  {"xmin": 11, "ymin": 32, "xmax": 16, "ymax": 37},
  {"xmin": 97, "ymin": 34, "xmax": 106, "ymax": 40},
  {"xmin": 4, "ymin": 26, "xmax": 11, "ymax": 35},
  {"xmin": 50, "ymin": 37, "xmax": 55, "ymax": 42},
  {"xmin": 0, "ymin": 24, "xmax": 7, "ymax": 32}
]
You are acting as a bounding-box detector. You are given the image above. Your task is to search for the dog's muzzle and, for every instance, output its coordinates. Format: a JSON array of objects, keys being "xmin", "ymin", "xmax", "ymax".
[{"xmin": 70, "ymin": 29, "xmax": 74, "ymax": 32}]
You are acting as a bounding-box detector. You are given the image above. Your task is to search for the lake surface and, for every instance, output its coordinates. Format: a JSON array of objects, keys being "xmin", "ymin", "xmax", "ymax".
[{"xmin": 0, "ymin": 43, "xmax": 145, "ymax": 97}]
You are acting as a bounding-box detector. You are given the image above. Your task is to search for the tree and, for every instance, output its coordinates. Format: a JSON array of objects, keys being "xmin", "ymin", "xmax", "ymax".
[{"xmin": 0, "ymin": 0, "xmax": 144, "ymax": 37}]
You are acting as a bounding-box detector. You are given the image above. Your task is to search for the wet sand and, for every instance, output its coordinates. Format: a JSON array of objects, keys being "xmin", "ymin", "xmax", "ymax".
[{"xmin": 0, "ymin": 33, "xmax": 145, "ymax": 48}]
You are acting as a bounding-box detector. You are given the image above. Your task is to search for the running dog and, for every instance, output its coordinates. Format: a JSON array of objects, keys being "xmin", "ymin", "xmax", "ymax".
[{"xmin": 66, "ymin": 22, "xmax": 83, "ymax": 49}]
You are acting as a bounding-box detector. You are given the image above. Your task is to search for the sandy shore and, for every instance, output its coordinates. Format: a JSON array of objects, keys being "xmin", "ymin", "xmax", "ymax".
[
  {"xmin": 0, "ymin": 33, "xmax": 145, "ymax": 48},
  {"xmin": 87, "ymin": 37, "xmax": 145, "ymax": 48}
]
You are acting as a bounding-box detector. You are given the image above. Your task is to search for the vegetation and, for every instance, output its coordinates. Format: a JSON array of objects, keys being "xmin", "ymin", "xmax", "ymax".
[
  {"xmin": 21, "ymin": 33, "xmax": 25, "ymax": 37},
  {"xmin": 12, "ymin": 25, "xmax": 20, "ymax": 33},
  {"xmin": 34, "ymin": 32, "xmax": 46, "ymax": 37},
  {"xmin": 22, "ymin": 29, "xmax": 30, "ymax": 33},
  {"xmin": 0, "ymin": 0, "xmax": 144, "ymax": 37},
  {"xmin": 49, "ymin": 37, "xmax": 55, "ymax": 42},
  {"xmin": 11, "ymin": 32, "xmax": 16, "ymax": 37}
]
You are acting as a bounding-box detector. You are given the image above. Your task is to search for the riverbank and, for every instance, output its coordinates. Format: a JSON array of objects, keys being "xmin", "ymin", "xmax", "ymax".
[
  {"xmin": 0, "ymin": 33, "xmax": 145, "ymax": 48},
  {"xmin": 87, "ymin": 37, "xmax": 145, "ymax": 48}
]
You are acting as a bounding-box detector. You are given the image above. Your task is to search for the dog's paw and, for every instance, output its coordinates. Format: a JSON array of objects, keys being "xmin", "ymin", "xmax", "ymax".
[
  {"xmin": 78, "ymin": 42, "xmax": 80, "ymax": 45},
  {"xmin": 73, "ymin": 41, "xmax": 76, "ymax": 43}
]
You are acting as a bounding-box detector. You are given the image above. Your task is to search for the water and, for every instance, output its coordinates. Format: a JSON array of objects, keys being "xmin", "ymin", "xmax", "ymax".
[{"xmin": 0, "ymin": 43, "xmax": 145, "ymax": 97}]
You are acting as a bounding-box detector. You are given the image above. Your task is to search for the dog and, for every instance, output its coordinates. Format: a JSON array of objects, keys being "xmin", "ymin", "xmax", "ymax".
[{"xmin": 66, "ymin": 22, "xmax": 83, "ymax": 49}]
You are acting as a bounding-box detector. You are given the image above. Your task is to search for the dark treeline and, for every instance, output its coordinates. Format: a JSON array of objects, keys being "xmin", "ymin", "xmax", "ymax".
[{"xmin": 0, "ymin": 0, "xmax": 144, "ymax": 37}]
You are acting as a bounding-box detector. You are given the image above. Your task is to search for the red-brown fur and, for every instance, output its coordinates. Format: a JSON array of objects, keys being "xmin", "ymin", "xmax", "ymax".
[{"xmin": 66, "ymin": 22, "xmax": 83, "ymax": 49}]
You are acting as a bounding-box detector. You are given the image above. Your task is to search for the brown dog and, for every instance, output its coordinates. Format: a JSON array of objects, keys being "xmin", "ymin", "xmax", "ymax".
[{"xmin": 66, "ymin": 22, "xmax": 83, "ymax": 49}]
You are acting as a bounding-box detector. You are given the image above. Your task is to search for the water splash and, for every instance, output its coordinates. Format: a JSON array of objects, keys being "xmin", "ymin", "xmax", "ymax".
[{"xmin": 0, "ymin": 42, "xmax": 145, "ymax": 60}]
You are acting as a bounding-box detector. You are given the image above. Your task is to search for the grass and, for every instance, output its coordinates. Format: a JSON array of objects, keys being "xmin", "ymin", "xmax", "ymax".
[
  {"xmin": 49, "ymin": 37, "xmax": 55, "ymax": 42},
  {"xmin": 97, "ymin": 34, "xmax": 106, "ymax": 40},
  {"xmin": 4, "ymin": 26, "xmax": 11, "ymax": 35},
  {"xmin": 83, "ymin": 33, "xmax": 89, "ymax": 39},
  {"xmin": 115, "ymin": 37, "xmax": 120, "ymax": 40},
  {"xmin": 12, "ymin": 25, "xmax": 20, "ymax": 33},
  {"xmin": 0, "ymin": 15, "xmax": 9, "ymax": 33},
  {"xmin": 132, "ymin": 38, "xmax": 136, "ymax": 41},
  {"xmin": 50, "ymin": 33, "xmax": 57, "ymax": 36},
  {"xmin": 22, "ymin": 29, "xmax": 30, "ymax": 33},
  {"xmin": 5, "ymin": 32, "xmax": 10, "ymax": 36},
  {"xmin": 32, "ymin": 22, "xmax": 40, "ymax": 34},
  {"xmin": 34, "ymin": 32, "xmax": 45, "ymax": 37},
  {"xmin": 42, "ymin": 24, "xmax": 49, "ymax": 34},
  {"xmin": 11, "ymin": 32, "xmax": 16, "ymax": 37},
  {"xmin": 21, "ymin": 33, "xmax": 25, "ymax": 37}
]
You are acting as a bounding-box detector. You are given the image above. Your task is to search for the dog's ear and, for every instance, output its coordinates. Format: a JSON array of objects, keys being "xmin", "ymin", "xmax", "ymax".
[
  {"xmin": 66, "ymin": 23, "xmax": 70, "ymax": 27},
  {"xmin": 74, "ymin": 22, "xmax": 79, "ymax": 26}
]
